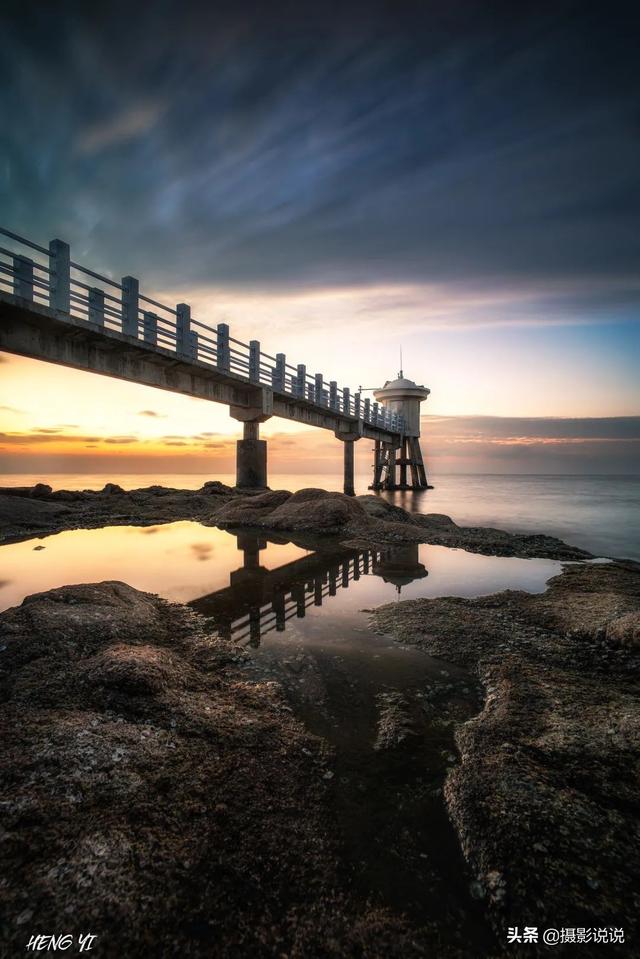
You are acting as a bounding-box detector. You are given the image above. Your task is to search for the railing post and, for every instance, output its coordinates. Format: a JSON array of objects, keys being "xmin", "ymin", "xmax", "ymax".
[
  {"xmin": 329, "ymin": 381, "xmax": 338, "ymax": 410},
  {"xmin": 143, "ymin": 311, "xmax": 158, "ymax": 346},
  {"xmin": 372, "ymin": 402, "xmax": 379, "ymax": 425},
  {"xmin": 364, "ymin": 397, "xmax": 370, "ymax": 422},
  {"xmin": 297, "ymin": 364, "xmax": 306, "ymax": 398},
  {"xmin": 13, "ymin": 255, "xmax": 33, "ymax": 301},
  {"xmin": 89, "ymin": 288, "xmax": 105, "ymax": 326},
  {"xmin": 354, "ymin": 391, "xmax": 361, "ymax": 418},
  {"xmin": 217, "ymin": 322, "xmax": 230, "ymax": 372},
  {"xmin": 314, "ymin": 373, "xmax": 324, "ymax": 406},
  {"xmin": 343, "ymin": 387, "xmax": 350, "ymax": 415},
  {"xmin": 176, "ymin": 303, "xmax": 197, "ymax": 359},
  {"xmin": 272, "ymin": 353, "xmax": 285, "ymax": 392},
  {"xmin": 121, "ymin": 275, "xmax": 139, "ymax": 337},
  {"xmin": 249, "ymin": 340, "xmax": 260, "ymax": 383},
  {"xmin": 49, "ymin": 239, "xmax": 70, "ymax": 313}
]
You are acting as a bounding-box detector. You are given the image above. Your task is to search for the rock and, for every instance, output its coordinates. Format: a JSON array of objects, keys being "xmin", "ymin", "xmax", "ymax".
[
  {"xmin": 0, "ymin": 493, "xmax": 72, "ymax": 542},
  {"xmin": 355, "ymin": 495, "xmax": 417, "ymax": 524},
  {"xmin": 217, "ymin": 488, "xmax": 367, "ymax": 534},
  {"xmin": 374, "ymin": 691, "xmax": 415, "ymax": 750},
  {"xmin": 31, "ymin": 483, "xmax": 53, "ymax": 498},
  {"xmin": 100, "ymin": 483, "xmax": 126, "ymax": 495},
  {"xmin": 266, "ymin": 489, "xmax": 367, "ymax": 533},
  {"xmin": 200, "ymin": 480, "xmax": 234, "ymax": 495},
  {"xmin": 0, "ymin": 581, "xmax": 448, "ymax": 958},
  {"xmin": 606, "ymin": 612, "xmax": 640, "ymax": 647},
  {"xmin": 214, "ymin": 489, "xmax": 291, "ymax": 525},
  {"xmin": 371, "ymin": 560, "xmax": 640, "ymax": 944},
  {"xmin": 0, "ymin": 483, "xmax": 592, "ymax": 563}
]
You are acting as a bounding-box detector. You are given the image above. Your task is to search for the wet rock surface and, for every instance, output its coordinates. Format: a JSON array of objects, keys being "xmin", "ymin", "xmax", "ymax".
[
  {"xmin": 0, "ymin": 481, "xmax": 235, "ymax": 542},
  {"xmin": 372, "ymin": 560, "xmax": 640, "ymax": 954},
  {"xmin": 0, "ymin": 580, "xmax": 480, "ymax": 958},
  {"xmin": 1, "ymin": 483, "xmax": 590, "ymax": 561}
]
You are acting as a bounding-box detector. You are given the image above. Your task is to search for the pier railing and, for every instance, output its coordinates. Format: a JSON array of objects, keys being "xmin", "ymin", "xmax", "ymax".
[{"xmin": 0, "ymin": 227, "xmax": 405, "ymax": 434}]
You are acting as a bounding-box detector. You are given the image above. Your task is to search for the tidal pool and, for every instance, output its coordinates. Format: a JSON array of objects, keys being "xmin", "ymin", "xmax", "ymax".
[
  {"xmin": 0, "ymin": 519, "xmax": 563, "ymax": 620},
  {"xmin": 0, "ymin": 521, "xmax": 568, "ymax": 953}
]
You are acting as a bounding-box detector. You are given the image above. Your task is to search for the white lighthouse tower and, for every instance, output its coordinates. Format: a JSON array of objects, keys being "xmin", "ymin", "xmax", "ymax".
[{"xmin": 370, "ymin": 369, "xmax": 431, "ymax": 490}]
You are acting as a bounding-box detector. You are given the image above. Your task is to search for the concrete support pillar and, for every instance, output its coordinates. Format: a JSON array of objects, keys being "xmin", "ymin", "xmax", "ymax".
[
  {"xmin": 336, "ymin": 429, "xmax": 361, "ymax": 497},
  {"xmin": 399, "ymin": 437, "xmax": 408, "ymax": 488},
  {"xmin": 236, "ymin": 437, "xmax": 267, "ymax": 489},
  {"xmin": 385, "ymin": 446, "xmax": 397, "ymax": 489},
  {"xmin": 236, "ymin": 420, "xmax": 267, "ymax": 489},
  {"xmin": 230, "ymin": 402, "xmax": 272, "ymax": 490},
  {"xmin": 343, "ymin": 438, "xmax": 355, "ymax": 496}
]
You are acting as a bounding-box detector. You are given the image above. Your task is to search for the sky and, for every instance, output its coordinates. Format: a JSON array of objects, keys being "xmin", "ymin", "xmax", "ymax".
[{"xmin": 0, "ymin": 0, "xmax": 639, "ymax": 476}]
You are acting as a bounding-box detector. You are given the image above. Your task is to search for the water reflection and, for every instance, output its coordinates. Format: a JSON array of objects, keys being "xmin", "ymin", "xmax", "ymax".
[
  {"xmin": 0, "ymin": 521, "xmax": 563, "ymax": 622},
  {"xmin": 190, "ymin": 536, "xmax": 428, "ymax": 647}
]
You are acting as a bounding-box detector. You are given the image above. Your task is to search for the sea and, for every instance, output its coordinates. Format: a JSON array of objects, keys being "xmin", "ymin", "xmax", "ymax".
[{"xmin": 2, "ymin": 471, "xmax": 639, "ymax": 561}]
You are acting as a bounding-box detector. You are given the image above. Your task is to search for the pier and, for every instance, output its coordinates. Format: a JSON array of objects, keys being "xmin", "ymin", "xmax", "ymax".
[{"xmin": 0, "ymin": 227, "xmax": 413, "ymax": 494}]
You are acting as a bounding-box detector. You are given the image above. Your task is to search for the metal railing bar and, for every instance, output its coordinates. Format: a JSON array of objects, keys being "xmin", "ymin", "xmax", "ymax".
[
  {"xmin": 190, "ymin": 318, "xmax": 217, "ymax": 333},
  {"xmin": 0, "ymin": 247, "xmax": 51, "ymax": 275},
  {"xmin": 70, "ymin": 277, "xmax": 121, "ymax": 304},
  {"xmin": 0, "ymin": 227, "xmax": 49, "ymax": 255},
  {"xmin": 138, "ymin": 292, "xmax": 176, "ymax": 315},
  {"xmin": 70, "ymin": 262, "xmax": 122, "ymax": 290},
  {"xmin": 70, "ymin": 291, "xmax": 90, "ymax": 305},
  {"xmin": 0, "ymin": 261, "xmax": 48, "ymax": 287}
]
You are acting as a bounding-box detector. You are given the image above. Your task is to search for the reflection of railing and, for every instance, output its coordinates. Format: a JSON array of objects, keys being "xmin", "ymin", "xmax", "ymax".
[
  {"xmin": 0, "ymin": 226, "xmax": 405, "ymax": 435},
  {"xmin": 189, "ymin": 536, "xmax": 427, "ymax": 647}
]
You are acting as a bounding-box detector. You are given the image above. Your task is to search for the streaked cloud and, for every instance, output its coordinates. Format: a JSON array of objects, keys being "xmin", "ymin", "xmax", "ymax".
[
  {"xmin": 76, "ymin": 100, "xmax": 167, "ymax": 155},
  {"xmin": 3, "ymin": 416, "xmax": 637, "ymax": 476}
]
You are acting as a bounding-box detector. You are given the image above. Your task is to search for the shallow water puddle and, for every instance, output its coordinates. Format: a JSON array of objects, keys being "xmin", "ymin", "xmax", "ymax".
[
  {"xmin": 1, "ymin": 521, "xmax": 566, "ymax": 951},
  {"xmin": 0, "ymin": 519, "xmax": 563, "ymax": 616}
]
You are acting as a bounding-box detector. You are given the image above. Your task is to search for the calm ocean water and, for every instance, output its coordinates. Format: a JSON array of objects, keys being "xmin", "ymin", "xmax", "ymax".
[{"xmin": 2, "ymin": 472, "xmax": 639, "ymax": 560}]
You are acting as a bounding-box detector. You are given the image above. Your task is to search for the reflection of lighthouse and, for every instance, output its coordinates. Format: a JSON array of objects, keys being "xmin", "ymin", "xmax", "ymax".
[
  {"xmin": 372, "ymin": 544, "xmax": 428, "ymax": 595},
  {"xmin": 370, "ymin": 370, "xmax": 431, "ymax": 491}
]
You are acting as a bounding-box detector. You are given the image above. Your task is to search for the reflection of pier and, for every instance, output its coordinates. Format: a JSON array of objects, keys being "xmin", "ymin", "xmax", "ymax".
[{"xmin": 189, "ymin": 534, "xmax": 427, "ymax": 647}]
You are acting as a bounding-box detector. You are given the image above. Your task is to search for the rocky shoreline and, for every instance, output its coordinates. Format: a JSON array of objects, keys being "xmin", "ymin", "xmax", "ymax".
[
  {"xmin": 372, "ymin": 561, "xmax": 640, "ymax": 954},
  {"xmin": 0, "ymin": 482, "xmax": 590, "ymax": 560},
  {"xmin": 1, "ymin": 483, "xmax": 638, "ymax": 956}
]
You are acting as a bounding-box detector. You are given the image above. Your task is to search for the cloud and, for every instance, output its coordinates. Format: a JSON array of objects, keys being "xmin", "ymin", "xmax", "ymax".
[
  {"xmin": 76, "ymin": 100, "xmax": 166, "ymax": 154},
  {"xmin": 190, "ymin": 542, "xmax": 214, "ymax": 562},
  {"xmin": 1, "ymin": 1, "xmax": 638, "ymax": 308},
  {"xmin": 422, "ymin": 415, "xmax": 640, "ymax": 442}
]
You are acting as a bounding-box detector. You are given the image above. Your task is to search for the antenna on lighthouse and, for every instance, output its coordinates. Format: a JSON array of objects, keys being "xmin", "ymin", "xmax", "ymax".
[{"xmin": 399, "ymin": 345, "xmax": 403, "ymax": 379}]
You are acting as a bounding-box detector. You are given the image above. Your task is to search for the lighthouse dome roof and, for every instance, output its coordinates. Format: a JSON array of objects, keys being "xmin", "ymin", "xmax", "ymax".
[{"xmin": 382, "ymin": 376, "xmax": 419, "ymax": 389}]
